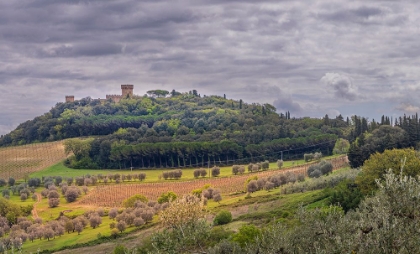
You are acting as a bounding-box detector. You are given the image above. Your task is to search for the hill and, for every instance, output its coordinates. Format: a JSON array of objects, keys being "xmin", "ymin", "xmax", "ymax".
[{"xmin": 0, "ymin": 90, "xmax": 350, "ymax": 169}]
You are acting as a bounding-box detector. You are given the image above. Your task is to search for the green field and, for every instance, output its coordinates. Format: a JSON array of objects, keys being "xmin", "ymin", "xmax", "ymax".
[{"xmin": 28, "ymin": 156, "xmax": 338, "ymax": 183}]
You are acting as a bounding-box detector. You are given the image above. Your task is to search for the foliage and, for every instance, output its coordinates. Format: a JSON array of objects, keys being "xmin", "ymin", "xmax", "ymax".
[
  {"xmin": 356, "ymin": 148, "xmax": 420, "ymax": 195},
  {"xmin": 211, "ymin": 167, "xmax": 221, "ymax": 177},
  {"xmin": 150, "ymin": 219, "xmax": 210, "ymax": 254},
  {"xmin": 328, "ymin": 179, "xmax": 363, "ymax": 212},
  {"xmin": 157, "ymin": 191, "xmax": 177, "ymax": 204},
  {"xmin": 231, "ymin": 224, "xmax": 261, "ymax": 248},
  {"xmin": 348, "ymin": 125, "xmax": 409, "ymax": 168},
  {"xmin": 276, "ymin": 160, "xmax": 283, "ymax": 169},
  {"xmin": 122, "ymin": 194, "xmax": 148, "ymax": 208},
  {"xmin": 333, "ymin": 138, "xmax": 350, "ymax": 154},
  {"xmin": 159, "ymin": 195, "xmax": 205, "ymax": 229},
  {"xmin": 112, "ymin": 244, "xmax": 129, "ymax": 254},
  {"xmin": 213, "ymin": 210, "xmax": 232, "ymax": 226},
  {"xmin": 307, "ymin": 160, "xmax": 333, "ymax": 178}
]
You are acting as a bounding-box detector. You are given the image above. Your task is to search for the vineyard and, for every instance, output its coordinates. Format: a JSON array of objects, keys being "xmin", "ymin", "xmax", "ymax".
[
  {"xmin": 0, "ymin": 141, "xmax": 66, "ymax": 180},
  {"xmin": 78, "ymin": 156, "xmax": 347, "ymax": 207}
]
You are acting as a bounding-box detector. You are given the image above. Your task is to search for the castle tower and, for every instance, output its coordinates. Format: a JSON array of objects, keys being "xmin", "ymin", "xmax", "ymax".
[
  {"xmin": 121, "ymin": 84, "xmax": 134, "ymax": 98},
  {"xmin": 65, "ymin": 95, "xmax": 75, "ymax": 103}
]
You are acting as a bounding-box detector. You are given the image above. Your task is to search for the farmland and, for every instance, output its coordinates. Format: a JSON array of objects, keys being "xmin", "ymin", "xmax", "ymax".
[
  {"xmin": 0, "ymin": 141, "xmax": 66, "ymax": 180},
  {"xmin": 78, "ymin": 156, "xmax": 347, "ymax": 207}
]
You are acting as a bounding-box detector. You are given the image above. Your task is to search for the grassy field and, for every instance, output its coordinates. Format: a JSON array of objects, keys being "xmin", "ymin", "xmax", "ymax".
[{"xmin": 29, "ymin": 156, "xmax": 340, "ymax": 182}]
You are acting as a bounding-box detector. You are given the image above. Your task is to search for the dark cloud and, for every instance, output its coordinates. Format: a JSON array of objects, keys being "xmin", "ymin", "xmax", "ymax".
[
  {"xmin": 37, "ymin": 43, "xmax": 123, "ymax": 57},
  {"xmin": 321, "ymin": 73, "xmax": 357, "ymax": 101},
  {"xmin": 0, "ymin": 0, "xmax": 419, "ymax": 134}
]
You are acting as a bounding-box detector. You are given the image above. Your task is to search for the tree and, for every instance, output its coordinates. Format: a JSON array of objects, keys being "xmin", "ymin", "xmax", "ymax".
[
  {"xmin": 48, "ymin": 198, "xmax": 60, "ymax": 208},
  {"xmin": 247, "ymin": 180, "xmax": 259, "ymax": 193},
  {"xmin": 109, "ymin": 208, "xmax": 118, "ymax": 220},
  {"xmin": 20, "ymin": 193, "xmax": 27, "ymax": 202},
  {"xmin": 74, "ymin": 222, "xmax": 83, "ymax": 235},
  {"xmin": 356, "ymin": 148, "xmax": 420, "ymax": 195},
  {"xmin": 89, "ymin": 213, "xmax": 102, "ymax": 229},
  {"xmin": 116, "ymin": 221, "xmax": 127, "ymax": 233},
  {"xmin": 8, "ymin": 177, "xmax": 15, "ymax": 187},
  {"xmin": 333, "ymin": 138, "xmax": 350, "ymax": 154},
  {"xmin": 159, "ymin": 195, "xmax": 205, "ymax": 229},
  {"xmin": 211, "ymin": 167, "xmax": 221, "ymax": 177},
  {"xmin": 146, "ymin": 90, "xmax": 169, "ymax": 98},
  {"xmin": 64, "ymin": 187, "xmax": 80, "ymax": 203},
  {"xmin": 277, "ymin": 160, "xmax": 284, "ymax": 169},
  {"xmin": 232, "ymin": 165, "xmax": 240, "ymax": 175}
]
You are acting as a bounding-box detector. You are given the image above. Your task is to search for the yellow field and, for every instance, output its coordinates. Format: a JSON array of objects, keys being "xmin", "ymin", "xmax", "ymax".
[{"xmin": 0, "ymin": 141, "xmax": 66, "ymax": 180}]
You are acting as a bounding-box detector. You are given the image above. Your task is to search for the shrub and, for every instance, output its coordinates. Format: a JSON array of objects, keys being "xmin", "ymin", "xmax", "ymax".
[
  {"xmin": 304, "ymin": 153, "xmax": 314, "ymax": 162},
  {"xmin": 213, "ymin": 210, "xmax": 232, "ymax": 225},
  {"xmin": 319, "ymin": 160, "xmax": 333, "ymax": 175},
  {"xmin": 113, "ymin": 244, "xmax": 128, "ymax": 254},
  {"xmin": 123, "ymin": 194, "xmax": 148, "ymax": 208},
  {"xmin": 232, "ymin": 224, "xmax": 261, "ymax": 248},
  {"xmin": 158, "ymin": 191, "xmax": 177, "ymax": 204}
]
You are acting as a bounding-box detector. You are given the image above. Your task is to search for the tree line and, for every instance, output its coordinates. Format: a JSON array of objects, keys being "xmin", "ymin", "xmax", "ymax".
[{"xmin": 64, "ymin": 134, "xmax": 337, "ymax": 169}]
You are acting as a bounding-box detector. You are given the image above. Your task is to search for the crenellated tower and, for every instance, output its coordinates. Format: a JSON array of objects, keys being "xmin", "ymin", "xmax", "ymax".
[
  {"xmin": 121, "ymin": 84, "xmax": 134, "ymax": 98},
  {"xmin": 65, "ymin": 95, "xmax": 75, "ymax": 103}
]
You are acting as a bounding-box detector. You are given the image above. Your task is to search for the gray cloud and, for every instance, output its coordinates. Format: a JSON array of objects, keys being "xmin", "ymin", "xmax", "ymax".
[
  {"xmin": 1, "ymin": 0, "xmax": 420, "ymax": 134},
  {"xmin": 321, "ymin": 73, "xmax": 357, "ymax": 101}
]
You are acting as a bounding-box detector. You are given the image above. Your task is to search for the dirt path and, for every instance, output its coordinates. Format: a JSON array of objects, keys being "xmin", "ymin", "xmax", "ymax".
[{"xmin": 31, "ymin": 193, "xmax": 42, "ymax": 219}]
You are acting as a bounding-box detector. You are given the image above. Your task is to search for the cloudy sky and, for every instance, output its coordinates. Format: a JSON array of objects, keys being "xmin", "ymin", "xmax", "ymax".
[{"xmin": 1, "ymin": 0, "xmax": 419, "ymax": 135}]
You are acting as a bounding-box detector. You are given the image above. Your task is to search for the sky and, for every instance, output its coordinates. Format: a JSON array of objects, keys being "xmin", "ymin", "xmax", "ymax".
[{"xmin": 1, "ymin": 0, "xmax": 420, "ymax": 135}]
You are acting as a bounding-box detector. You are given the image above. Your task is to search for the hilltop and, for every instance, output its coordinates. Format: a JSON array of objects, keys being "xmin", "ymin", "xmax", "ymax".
[{"xmin": 0, "ymin": 88, "xmax": 350, "ymax": 169}]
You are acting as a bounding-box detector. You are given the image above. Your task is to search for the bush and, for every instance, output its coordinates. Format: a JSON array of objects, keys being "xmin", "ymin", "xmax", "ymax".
[
  {"xmin": 304, "ymin": 153, "xmax": 314, "ymax": 162},
  {"xmin": 213, "ymin": 210, "xmax": 232, "ymax": 225},
  {"xmin": 123, "ymin": 194, "xmax": 148, "ymax": 208},
  {"xmin": 232, "ymin": 224, "xmax": 261, "ymax": 248},
  {"xmin": 113, "ymin": 244, "xmax": 128, "ymax": 254},
  {"xmin": 158, "ymin": 191, "xmax": 177, "ymax": 204}
]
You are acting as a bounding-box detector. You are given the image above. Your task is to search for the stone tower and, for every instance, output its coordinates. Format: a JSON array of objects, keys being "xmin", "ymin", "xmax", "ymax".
[
  {"xmin": 121, "ymin": 84, "xmax": 134, "ymax": 97},
  {"xmin": 65, "ymin": 95, "xmax": 75, "ymax": 103}
]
